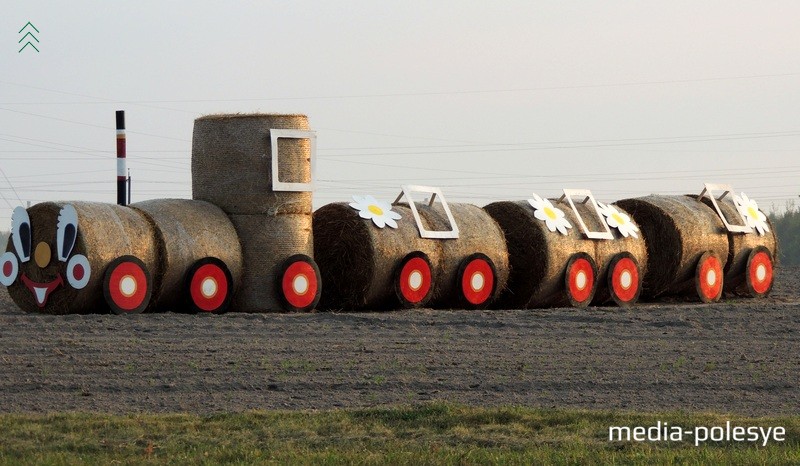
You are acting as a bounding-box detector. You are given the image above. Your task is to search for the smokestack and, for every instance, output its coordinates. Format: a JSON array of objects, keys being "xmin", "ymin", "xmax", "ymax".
[{"xmin": 116, "ymin": 110, "xmax": 127, "ymax": 206}]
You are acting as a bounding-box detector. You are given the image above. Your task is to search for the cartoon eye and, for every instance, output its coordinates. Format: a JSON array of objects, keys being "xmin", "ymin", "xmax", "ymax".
[
  {"xmin": 66, "ymin": 254, "xmax": 91, "ymax": 289},
  {"xmin": 11, "ymin": 206, "xmax": 31, "ymax": 263},
  {"xmin": 56, "ymin": 204, "xmax": 78, "ymax": 262},
  {"xmin": 0, "ymin": 252, "xmax": 19, "ymax": 286}
]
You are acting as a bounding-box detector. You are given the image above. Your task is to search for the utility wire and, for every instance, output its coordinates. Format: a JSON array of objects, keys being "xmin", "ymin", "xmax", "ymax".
[{"xmin": 2, "ymin": 71, "xmax": 798, "ymax": 104}]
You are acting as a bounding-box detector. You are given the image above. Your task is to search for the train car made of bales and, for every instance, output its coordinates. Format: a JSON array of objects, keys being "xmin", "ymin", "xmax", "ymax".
[
  {"xmin": 615, "ymin": 194, "xmax": 730, "ymax": 302},
  {"xmin": 697, "ymin": 191, "xmax": 778, "ymax": 297},
  {"xmin": 191, "ymin": 113, "xmax": 321, "ymax": 312},
  {"xmin": 313, "ymin": 190, "xmax": 509, "ymax": 310},
  {"xmin": 1, "ymin": 200, "xmax": 243, "ymax": 315},
  {"xmin": 485, "ymin": 192, "xmax": 647, "ymax": 308}
]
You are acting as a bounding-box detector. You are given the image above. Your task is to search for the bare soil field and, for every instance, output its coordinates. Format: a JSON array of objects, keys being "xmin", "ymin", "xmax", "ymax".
[{"xmin": 0, "ymin": 268, "xmax": 798, "ymax": 416}]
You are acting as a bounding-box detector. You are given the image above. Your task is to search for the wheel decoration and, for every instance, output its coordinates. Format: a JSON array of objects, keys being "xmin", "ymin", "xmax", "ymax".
[
  {"xmin": 278, "ymin": 254, "xmax": 321, "ymax": 312},
  {"xmin": 103, "ymin": 255, "xmax": 151, "ymax": 314},
  {"xmin": 187, "ymin": 257, "xmax": 233, "ymax": 313},
  {"xmin": 607, "ymin": 252, "xmax": 641, "ymax": 307},
  {"xmin": 0, "ymin": 251, "xmax": 19, "ymax": 286},
  {"xmin": 695, "ymin": 252, "xmax": 723, "ymax": 303},
  {"xmin": 65, "ymin": 254, "xmax": 91, "ymax": 290},
  {"xmin": 395, "ymin": 251, "xmax": 433, "ymax": 308},
  {"xmin": 457, "ymin": 253, "xmax": 496, "ymax": 308},
  {"xmin": 565, "ymin": 252, "xmax": 597, "ymax": 308},
  {"xmin": 745, "ymin": 246, "xmax": 774, "ymax": 298}
]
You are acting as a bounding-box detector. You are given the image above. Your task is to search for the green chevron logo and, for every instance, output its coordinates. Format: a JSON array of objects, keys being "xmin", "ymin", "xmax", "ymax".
[{"xmin": 18, "ymin": 22, "xmax": 40, "ymax": 53}]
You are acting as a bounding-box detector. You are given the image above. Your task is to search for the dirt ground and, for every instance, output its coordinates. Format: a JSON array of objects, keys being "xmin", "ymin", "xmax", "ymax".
[{"xmin": 0, "ymin": 268, "xmax": 798, "ymax": 416}]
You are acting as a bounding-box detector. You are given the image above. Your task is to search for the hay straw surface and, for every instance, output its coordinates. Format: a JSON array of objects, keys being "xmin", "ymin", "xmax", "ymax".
[
  {"xmin": 228, "ymin": 213, "xmax": 313, "ymax": 312},
  {"xmin": 6, "ymin": 202, "xmax": 157, "ymax": 314},
  {"xmin": 585, "ymin": 202, "xmax": 648, "ymax": 304},
  {"xmin": 192, "ymin": 114, "xmax": 312, "ymax": 215},
  {"xmin": 413, "ymin": 203, "xmax": 509, "ymax": 308},
  {"xmin": 313, "ymin": 203, "xmax": 442, "ymax": 310},
  {"xmin": 699, "ymin": 197, "xmax": 778, "ymax": 293},
  {"xmin": 132, "ymin": 199, "xmax": 243, "ymax": 311},
  {"xmin": 615, "ymin": 195, "xmax": 728, "ymax": 298},
  {"xmin": 484, "ymin": 200, "xmax": 596, "ymax": 308}
]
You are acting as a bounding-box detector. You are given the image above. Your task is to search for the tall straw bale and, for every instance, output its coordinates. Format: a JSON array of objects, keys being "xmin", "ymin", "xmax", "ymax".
[{"xmin": 192, "ymin": 113, "xmax": 312, "ymax": 215}]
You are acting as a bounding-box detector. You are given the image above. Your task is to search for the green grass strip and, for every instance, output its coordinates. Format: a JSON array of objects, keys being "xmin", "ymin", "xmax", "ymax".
[{"xmin": 0, "ymin": 403, "xmax": 798, "ymax": 465}]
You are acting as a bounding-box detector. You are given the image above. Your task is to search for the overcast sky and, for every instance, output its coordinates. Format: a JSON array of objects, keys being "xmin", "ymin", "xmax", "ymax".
[{"xmin": 1, "ymin": 1, "xmax": 798, "ymax": 227}]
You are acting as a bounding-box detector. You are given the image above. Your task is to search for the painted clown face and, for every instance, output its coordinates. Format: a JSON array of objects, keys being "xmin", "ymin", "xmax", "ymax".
[{"xmin": 1, "ymin": 204, "xmax": 91, "ymax": 312}]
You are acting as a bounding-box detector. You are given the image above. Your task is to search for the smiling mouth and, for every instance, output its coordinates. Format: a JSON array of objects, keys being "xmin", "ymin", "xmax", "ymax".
[{"xmin": 20, "ymin": 274, "xmax": 64, "ymax": 308}]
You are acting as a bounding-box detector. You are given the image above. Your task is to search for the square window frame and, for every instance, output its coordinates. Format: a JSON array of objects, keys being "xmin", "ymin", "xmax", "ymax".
[
  {"xmin": 697, "ymin": 183, "xmax": 753, "ymax": 234},
  {"xmin": 270, "ymin": 129, "xmax": 316, "ymax": 192},
  {"xmin": 393, "ymin": 185, "xmax": 460, "ymax": 239},
  {"xmin": 558, "ymin": 188, "xmax": 614, "ymax": 240}
]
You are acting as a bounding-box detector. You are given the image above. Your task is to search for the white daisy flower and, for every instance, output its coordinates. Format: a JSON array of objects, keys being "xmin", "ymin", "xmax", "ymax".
[
  {"xmin": 597, "ymin": 202, "xmax": 639, "ymax": 239},
  {"xmin": 349, "ymin": 195, "xmax": 402, "ymax": 229},
  {"xmin": 528, "ymin": 193, "xmax": 572, "ymax": 235},
  {"xmin": 734, "ymin": 192, "xmax": 770, "ymax": 236}
]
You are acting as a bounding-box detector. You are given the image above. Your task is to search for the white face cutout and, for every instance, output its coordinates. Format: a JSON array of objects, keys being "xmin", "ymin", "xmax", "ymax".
[
  {"xmin": 0, "ymin": 252, "xmax": 19, "ymax": 286},
  {"xmin": 11, "ymin": 206, "xmax": 32, "ymax": 263},
  {"xmin": 56, "ymin": 205, "xmax": 79, "ymax": 262}
]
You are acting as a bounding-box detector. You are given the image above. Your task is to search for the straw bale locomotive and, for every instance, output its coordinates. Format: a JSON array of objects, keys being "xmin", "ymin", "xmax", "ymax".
[{"xmin": 0, "ymin": 113, "xmax": 778, "ymax": 314}]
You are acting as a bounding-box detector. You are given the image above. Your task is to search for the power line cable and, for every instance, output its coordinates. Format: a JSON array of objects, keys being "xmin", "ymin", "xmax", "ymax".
[
  {"xmin": 0, "ymin": 167, "xmax": 23, "ymax": 204},
  {"xmin": 3, "ymin": 71, "xmax": 798, "ymax": 104},
  {"xmin": 0, "ymin": 108, "xmax": 191, "ymax": 142}
]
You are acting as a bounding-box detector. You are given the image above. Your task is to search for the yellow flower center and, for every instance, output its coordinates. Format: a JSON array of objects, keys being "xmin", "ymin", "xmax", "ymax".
[
  {"xmin": 368, "ymin": 204, "xmax": 384, "ymax": 216},
  {"xmin": 611, "ymin": 213, "xmax": 625, "ymax": 225},
  {"xmin": 543, "ymin": 207, "xmax": 557, "ymax": 220},
  {"xmin": 747, "ymin": 207, "xmax": 758, "ymax": 219}
]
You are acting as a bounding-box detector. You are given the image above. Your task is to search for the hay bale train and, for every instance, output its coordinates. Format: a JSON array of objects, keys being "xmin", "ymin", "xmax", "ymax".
[{"xmin": 0, "ymin": 113, "xmax": 779, "ymax": 314}]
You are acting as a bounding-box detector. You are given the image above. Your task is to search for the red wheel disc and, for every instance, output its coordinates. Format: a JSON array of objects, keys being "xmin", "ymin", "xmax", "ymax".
[
  {"xmin": 398, "ymin": 254, "xmax": 432, "ymax": 306},
  {"xmin": 460, "ymin": 254, "xmax": 495, "ymax": 307},
  {"xmin": 747, "ymin": 247, "xmax": 773, "ymax": 297},
  {"xmin": 610, "ymin": 255, "xmax": 640, "ymax": 305},
  {"xmin": 104, "ymin": 256, "xmax": 151, "ymax": 314},
  {"xmin": 189, "ymin": 261, "xmax": 230, "ymax": 312},
  {"xmin": 566, "ymin": 254, "xmax": 596, "ymax": 307},
  {"xmin": 696, "ymin": 252, "xmax": 723, "ymax": 302},
  {"xmin": 280, "ymin": 255, "xmax": 320, "ymax": 311}
]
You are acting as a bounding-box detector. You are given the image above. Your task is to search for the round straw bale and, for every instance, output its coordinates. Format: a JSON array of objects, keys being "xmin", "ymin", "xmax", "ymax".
[
  {"xmin": 5, "ymin": 201, "xmax": 157, "ymax": 314},
  {"xmin": 484, "ymin": 200, "xmax": 598, "ymax": 308},
  {"xmin": 312, "ymin": 203, "xmax": 442, "ymax": 310},
  {"xmin": 192, "ymin": 113, "xmax": 312, "ymax": 215},
  {"xmin": 413, "ymin": 203, "xmax": 509, "ymax": 309},
  {"xmin": 614, "ymin": 195, "xmax": 729, "ymax": 298},
  {"xmin": 132, "ymin": 199, "xmax": 243, "ymax": 311},
  {"xmin": 227, "ymin": 213, "xmax": 313, "ymax": 312},
  {"xmin": 698, "ymin": 196, "xmax": 778, "ymax": 294}
]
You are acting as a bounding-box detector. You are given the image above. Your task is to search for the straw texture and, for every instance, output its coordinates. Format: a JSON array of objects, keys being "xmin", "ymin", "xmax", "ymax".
[
  {"xmin": 313, "ymin": 203, "xmax": 442, "ymax": 310},
  {"xmin": 698, "ymin": 196, "xmax": 778, "ymax": 294},
  {"xmin": 192, "ymin": 114, "xmax": 312, "ymax": 215},
  {"xmin": 615, "ymin": 195, "xmax": 729, "ymax": 298},
  {"xmin": 484, "ymin": 199, "xmax": 595, "ymax": 308},
  {"xmin": 228, "ymin": 213, "xmax": 313, "ymax": 312},
  {"xmin": 132, "ymin": 199, "xmax": 243, "ymax": 311},
  {"xmin": 586, "ymin": 202, "xmax": 648, "ymax": 304},
  {"xmin": 6, "ymin": 202, "xmax": 157, "ymax": 314},
  {"xmin": 414, "ymin": 203, "xmax": 509, "ymax": 308}
]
